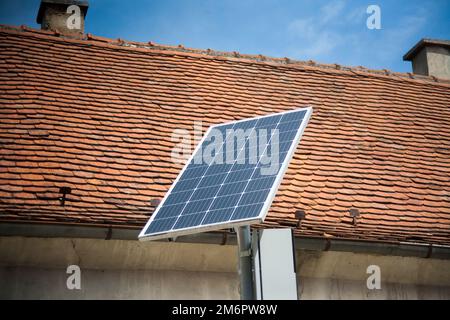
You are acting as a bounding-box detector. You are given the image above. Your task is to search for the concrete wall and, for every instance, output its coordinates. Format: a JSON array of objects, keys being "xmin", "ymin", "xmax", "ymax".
[
  {"xmin": 41, "ymin": 3, "xmax": 86, "ymax": 35},
  {"xmin": 426, "ymin": 46, "xmax": 450, "ymax": 80},
  {"xmin": 411, "ymin": 48, "xmax": 429, "ymax": 76},
  {"xmin": 0, "ymin": 236, "xmax": 449, "ymax": 299},
  {"xmin": 299, "ymin": 277, "xmax": 450, "ymax": 299},
  {"xmin": 0, "ymin": 267, "xmax": 238, "ymax": 299},
  {"xmin": 296, "ymin": 250, "xmax": 450, "ymax": 299},
  {"xmin": 412, "ymin": 46, "xmax": 450, "ymax": 80},
  {"xmin": 0, "ymin": 236, "xmax": 240, "ymax": 300}
]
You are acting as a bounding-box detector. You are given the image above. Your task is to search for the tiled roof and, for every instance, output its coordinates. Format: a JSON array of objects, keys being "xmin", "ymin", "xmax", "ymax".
[{"xmin": 1, "ymin": 25, "xmax": 449, "ymax": 245}]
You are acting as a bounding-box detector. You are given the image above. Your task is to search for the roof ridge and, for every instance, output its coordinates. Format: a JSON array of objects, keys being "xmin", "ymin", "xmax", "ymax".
[{"xmin": 2, "ymin": 24, "xmax": 450, "ymax": 86}]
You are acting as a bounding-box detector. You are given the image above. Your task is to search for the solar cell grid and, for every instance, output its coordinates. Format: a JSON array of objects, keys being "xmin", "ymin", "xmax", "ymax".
[{"xmin": 139, "ymin": 107, "xmax": 312, "ymax": 240}]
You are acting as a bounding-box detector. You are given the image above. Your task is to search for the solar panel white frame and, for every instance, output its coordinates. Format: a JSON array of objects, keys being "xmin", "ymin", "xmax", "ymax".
[{"xmin": 139, "ymin": 106, "xmax": 312, "ymax": 241}]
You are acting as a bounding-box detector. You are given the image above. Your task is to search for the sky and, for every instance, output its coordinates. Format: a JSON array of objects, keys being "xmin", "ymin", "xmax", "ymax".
[{"xmin": 0, "ymin": 0, "xmax": 449, "ymax": 72}]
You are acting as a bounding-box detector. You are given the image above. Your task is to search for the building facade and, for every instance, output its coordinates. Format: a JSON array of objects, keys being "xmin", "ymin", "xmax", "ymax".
[{"xmin": 0, "ymin": 1, "xmax": 449, "ymax": 299}]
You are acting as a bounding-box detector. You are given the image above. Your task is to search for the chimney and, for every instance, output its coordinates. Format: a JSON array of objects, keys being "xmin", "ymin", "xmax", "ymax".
[
  {"xmin": 403, "ymin": 38, "xmax": 450, "ymax": 80},
  {"xmin": 36, "ymin": 0, "xmax": 89, "ymax": 36}
]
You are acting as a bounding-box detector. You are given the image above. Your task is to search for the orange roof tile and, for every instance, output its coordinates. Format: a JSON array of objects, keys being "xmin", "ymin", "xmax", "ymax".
[{"xmin": 0, "ymin": 25, "xmax": 449, "ymax": 245}]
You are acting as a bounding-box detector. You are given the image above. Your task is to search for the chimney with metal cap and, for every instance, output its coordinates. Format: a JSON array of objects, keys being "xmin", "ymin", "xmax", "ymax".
[
  {"xmin": 403, "ymin": 38, "xmax": 450, "ymax": 80},
  {"xmin": 36, "ymin": 0, "xmax": 89, "ymax": 36}
]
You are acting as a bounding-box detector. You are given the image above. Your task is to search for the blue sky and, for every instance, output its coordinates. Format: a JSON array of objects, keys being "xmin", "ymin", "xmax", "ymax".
[{"xmin": 0, "ymin": 0, "xmax": 449, "ymax": 72}]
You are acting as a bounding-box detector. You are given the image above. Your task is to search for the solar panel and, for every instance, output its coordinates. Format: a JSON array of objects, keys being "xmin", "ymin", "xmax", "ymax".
[{"xmin": 139, "ymin": 107, "xmax": 312, "ymax": 241}]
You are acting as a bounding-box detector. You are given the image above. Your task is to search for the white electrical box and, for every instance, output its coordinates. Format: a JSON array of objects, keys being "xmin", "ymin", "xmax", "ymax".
[{"xmin": 252, "ymin": 228, "xmax": 298, "ymax": 300}]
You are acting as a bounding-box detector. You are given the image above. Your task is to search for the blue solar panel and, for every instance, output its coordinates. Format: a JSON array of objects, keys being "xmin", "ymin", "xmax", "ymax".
[{"xmin": 139, "ymin": 107, "xmax": 312, "ymax": 240}]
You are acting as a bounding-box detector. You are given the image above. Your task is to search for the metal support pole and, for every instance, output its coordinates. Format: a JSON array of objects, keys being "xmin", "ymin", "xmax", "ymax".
[{"xmin": 236, "ymin": 225, "xmax": 254, "ymax": 300}]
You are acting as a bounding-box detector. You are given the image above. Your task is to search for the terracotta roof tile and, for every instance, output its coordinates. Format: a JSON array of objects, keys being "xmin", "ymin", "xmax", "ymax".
[{"xmin": 0, "ymin": 25, "xmax": 449, "ymax": 245}]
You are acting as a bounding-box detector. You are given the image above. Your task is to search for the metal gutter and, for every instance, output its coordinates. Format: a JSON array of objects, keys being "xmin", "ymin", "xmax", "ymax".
[
  {"xmin": 0, "ymin": 222, "xmax": 237, "ymax": 244},
  {"xmin": 295, "ymin": 237, "xmax": 450, "ymax": 260},
  {"xmin": 1, "ymin": 222, "xmax": 449, "ymax": 259}
]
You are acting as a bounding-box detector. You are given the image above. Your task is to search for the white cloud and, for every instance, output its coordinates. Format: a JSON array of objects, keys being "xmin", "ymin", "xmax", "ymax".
[
  {"xmin": 320, "ymin": 0, "xmax": 346, "ymax": 24},
  {"xmin": 345, "ymin": 5, "xmax": 367, "ymax": 25},
  {"xmin": 288, "ymin": 18, "xmax": 315, "ymax": 38},
  {"xmin": 373, "ymin": 12, "xmax": 427, "ymax": 62},
  {"xmin": 287, "ymin": 0, "xmax": 348, "ymax": 57},
  {"xmin": 287, "ymin": 1, "xmax": 430, "ymax": 68},
  {"xmin": 302, "ymin": 31, "xmax": 342, "ymax": 56}
]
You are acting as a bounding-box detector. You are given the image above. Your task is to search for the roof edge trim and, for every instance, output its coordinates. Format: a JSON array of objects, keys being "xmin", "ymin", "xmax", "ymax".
[
  {"xmin": 1, "ymin": 24, "xmax": 450, "ymax": 86},
  {"xmin": 403, "ymin": 38, "xmax": 450, "ymax": 61},
  {"xmin": 1, "ymin": 222, "xmax": 449, "ymax": 259}
]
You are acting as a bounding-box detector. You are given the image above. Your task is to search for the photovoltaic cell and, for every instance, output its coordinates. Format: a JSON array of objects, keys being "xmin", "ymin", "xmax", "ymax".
[{"xmin": 139, "ymin": 107, "xmax": 312, "ymax": 240}]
